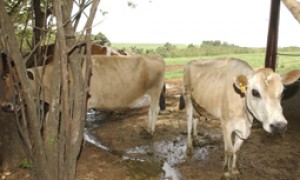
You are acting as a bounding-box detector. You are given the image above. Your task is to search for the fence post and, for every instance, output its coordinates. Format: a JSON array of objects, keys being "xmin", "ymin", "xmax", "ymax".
[{"xmin": 265, "ymin": 0, "xmax": 281, "ymax": 71}]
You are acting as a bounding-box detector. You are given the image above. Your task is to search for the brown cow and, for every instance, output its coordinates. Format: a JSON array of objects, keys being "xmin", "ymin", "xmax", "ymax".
[
  {"xmin": 180, "ymin": 58, "xmax": 300, "ymax": 178},
  {"xmin": 25, "ymin": 43, "xmax": 130, "ymax": 67}
]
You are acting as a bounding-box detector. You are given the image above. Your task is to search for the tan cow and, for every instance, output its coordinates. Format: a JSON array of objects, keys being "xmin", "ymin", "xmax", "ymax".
[
  {"xmin": 2, "ymin": 55, "xmax": 165, "ymax": 135},
  {"xmin": 180, "ymin": 58, "xmax": 300, "ymax": 178}
]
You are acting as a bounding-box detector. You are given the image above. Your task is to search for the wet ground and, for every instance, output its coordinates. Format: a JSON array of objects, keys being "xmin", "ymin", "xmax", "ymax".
[
  {"xmin": 3, "ymin": 70, "xmax": 300, "ymax": 180},
  {"xmin": 75, "ymin": 78, "xmax": 300, "ymax": 180}
]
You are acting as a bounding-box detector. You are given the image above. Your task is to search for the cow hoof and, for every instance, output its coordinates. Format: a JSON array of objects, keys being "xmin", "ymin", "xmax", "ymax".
[
  {"xmin": 192, "ymin": 138, "xmax": 209, "ymax": 148},
  {"xmin": 230, "ymin": 173, "xmax": 240, "ymax": 180},
  {"xmin": 186, "ymin": 146, "xmax": 193, "ymax": 156},
  {"xmin": 222, "ymin": 172, "xmax": 231, "ymax": 180},
  {"xmin": 139, "ymin": 128, "xmax": 153, "ymax": 139},
  {"xmin": 159, "ymin": 110, "xmax": 170, "ymax": 115},
  {"xmin": 221, "ymin": 171, "xmax": 240, "ymax": 180},
  {"xmin": 231, "ymin": 169, "xmax": 240, "ymax": 180},
  {"xmin": 223, "ymin": 164, "xmax": 228, "ymax": 172}
]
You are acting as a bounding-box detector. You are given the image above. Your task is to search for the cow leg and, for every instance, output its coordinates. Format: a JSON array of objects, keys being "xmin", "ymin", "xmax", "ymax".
[
  {"xmin": 186, "ymin": 93, "xmax": 194, "ymax": 155},
  {"xmin": 192, "ymin": 116, "xmax": 199, "ymax": 137},
  {"xmin": 232, "ymin": 135, "xmax": 244, "ymax": 176},
  {"xmin": 221, "ymin": 121, "xmax": 234, "ymax": 178},
  {"xmin": 159, "ymin": 83, "xmax": 166, "ymax": 111},
  {"xmin": 147, "ymin": 90, "xmax": 161, "ymax": 135}
]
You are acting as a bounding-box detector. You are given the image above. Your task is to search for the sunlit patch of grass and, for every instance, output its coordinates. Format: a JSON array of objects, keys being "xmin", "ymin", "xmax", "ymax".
[
  {"xmin": 112, "ymin": 43, "xmax": 187, "ymax": 50},
  {"xmin": 165, "ymin": 52, "xmax": 300, "ymax": 79},
  {"xmin": 165, "ymin": 69, "xmax": 184, "ymax": 80}
]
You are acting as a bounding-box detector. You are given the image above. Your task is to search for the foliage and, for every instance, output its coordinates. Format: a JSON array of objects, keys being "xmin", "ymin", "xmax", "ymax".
[
  {"xmin": 3, "ymin": 0, "xmax": 55, "ymax": 50},
  {"xmin": 92, "ymin": 32, "xmax": 111, "ymax": 46},
  {"xmin": 130, "ymin": 46, "xmax": 145, "ymax": 54},
  {"xmin": 112, "ymin": 40, "xmax": 300, "ymax": 58},
  {"xmin": 5, "ymin": 0, "xmax": 29, "ymax": 25},
  {"xmin": 128, "ymin": 1, "xmax": 137, "ymax": 8},
  {"xmin": 19, "ymin": 159, "xmax": 34, "ymax": 169}
]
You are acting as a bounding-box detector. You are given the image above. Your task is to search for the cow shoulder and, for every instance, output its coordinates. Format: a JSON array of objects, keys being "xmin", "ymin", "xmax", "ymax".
[{"xmin": 141, "ymin": 55, "xmax": 165, "ymax": 88}]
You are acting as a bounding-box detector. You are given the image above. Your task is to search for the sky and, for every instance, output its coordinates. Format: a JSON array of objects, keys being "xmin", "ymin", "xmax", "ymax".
[{"xmin": 86, "ymin": 0, "xmax": 300, "ymax": 47}]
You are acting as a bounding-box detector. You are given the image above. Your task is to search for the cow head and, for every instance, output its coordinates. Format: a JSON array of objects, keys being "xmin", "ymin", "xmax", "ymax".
[
  {"xmin": 0, "ymin": 65, "xmax": 37, "ymax": 113},
  {"xmin": 234, "ymin": 68, "xmax": 300, "ymax": 135},
  {"xmin": 1, "ymin": 69, "xmax": 50, "ymax": 114},
  {"xmin": 0, "ymin": 73, "xmax": 20, "ymax": 113}
]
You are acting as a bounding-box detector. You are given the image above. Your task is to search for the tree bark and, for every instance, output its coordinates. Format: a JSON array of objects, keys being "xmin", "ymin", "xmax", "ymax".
[
  {"xmin": 0, "ymin": 44, "xmax": 26, "ymax": 170},
  {"xmin": 33, "ymin": 0, "xmax": 43, "ymax": 45},
  {"xmin": 0, "ymin": 1, "xmax": 50, "ymax": 179},
  {"xmin": 1, "ymin": 0, "xmax": 100, "ymax": 179}
]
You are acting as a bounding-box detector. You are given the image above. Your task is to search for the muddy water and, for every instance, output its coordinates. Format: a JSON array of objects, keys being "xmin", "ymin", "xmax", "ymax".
[{"xmin": 84, "ymin": 109, "xmax": 219, "ymax": 179}]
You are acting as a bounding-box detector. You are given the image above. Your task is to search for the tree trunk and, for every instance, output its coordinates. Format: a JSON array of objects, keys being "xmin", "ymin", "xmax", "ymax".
[
  {"xmin": 0, "ymin": 0, "xmax": 100, "ymax": 179},
  {"xmin": 0, "ymin": 1, "xmax": 51, "ymax": 179},
  {"xmin": 0, "ymin": 56, "xmax": 26, "ymax": 170},
  {"xmin": 0, "ymin": 113, "xmax": 26, "ymax": 171}
]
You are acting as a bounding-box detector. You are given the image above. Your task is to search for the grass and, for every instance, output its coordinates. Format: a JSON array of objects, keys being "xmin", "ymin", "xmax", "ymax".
[
  {"xmin": 165, "ymin": 52, "xmax": 300, "ymax": 79},
  {"xmin": 165, "ymin": 69, "xmax": 184, "ymax": 79},
  {"xmin": 112, "ymin": 43, "xmax": 187, "ymax": 50},
  {"xmin": 165, "ymin": 53, "xmax": 265, "ymax": 66},
  {"xmin": 112, "ymin": 43, "xmax": 300, "ymax": 79}
]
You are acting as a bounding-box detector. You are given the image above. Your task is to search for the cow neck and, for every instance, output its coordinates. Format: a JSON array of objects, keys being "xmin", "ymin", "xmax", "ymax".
[{"xmin": 243, "ymin": 96, "xmax": 254, "ymax": 126}]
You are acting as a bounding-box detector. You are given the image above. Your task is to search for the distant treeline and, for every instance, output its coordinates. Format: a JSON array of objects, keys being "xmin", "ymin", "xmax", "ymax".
[{"xmin": 114, "ymin": 40, "xmax": 300, "ymax": 58}]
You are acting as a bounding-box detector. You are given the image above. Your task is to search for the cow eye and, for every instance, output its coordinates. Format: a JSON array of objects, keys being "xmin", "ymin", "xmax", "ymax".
[
  {"xmin": 252, "ymin": 89, "xmax": 261, "ymax": 98},
  {"xmin": 27, "ymin": 71, "xmax": 34, "ymax": 80}
]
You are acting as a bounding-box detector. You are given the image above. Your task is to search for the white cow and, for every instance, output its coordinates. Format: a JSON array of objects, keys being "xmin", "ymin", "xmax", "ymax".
[
  {"xmin": 1, "ymin": 55, "xmax": 165, "ymax": 135},
  {"xmin": 180, "ymin": 58, "xmax": 300, "ymax": 178}
]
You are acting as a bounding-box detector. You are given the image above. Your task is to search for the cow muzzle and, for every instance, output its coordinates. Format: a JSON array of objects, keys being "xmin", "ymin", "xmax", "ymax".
[
  {"xmin": 1, "ymin": 102, "xmax": 19, "ymax": 113},
  {"xmin": 270, "ymin": 122, "xmax": 287, "ymax": 136}
]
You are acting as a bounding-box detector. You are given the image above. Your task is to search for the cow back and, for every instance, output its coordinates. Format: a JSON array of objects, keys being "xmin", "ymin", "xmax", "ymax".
[
  {"xmin": 88, "ymin": 55, "xmax": 165, "ymax": 110},
  {"xmin": 184, "ymin": 58, "xmax": 253, "ymax": 119}
]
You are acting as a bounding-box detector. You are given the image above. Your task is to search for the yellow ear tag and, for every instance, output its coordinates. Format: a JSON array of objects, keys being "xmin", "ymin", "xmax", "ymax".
[{"xmin": 240, "ymin": 83, "xmax": 247, "ymax": 94}]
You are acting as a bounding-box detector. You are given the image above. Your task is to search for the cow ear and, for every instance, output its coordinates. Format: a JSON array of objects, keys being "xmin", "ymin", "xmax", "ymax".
[
  {"xmin": 234, "ymin": 75, "xmax": 248, "ymax": 94},
  {"xmin": 280, "ymin": 69, "xmax": 300, "ymax": 85}
]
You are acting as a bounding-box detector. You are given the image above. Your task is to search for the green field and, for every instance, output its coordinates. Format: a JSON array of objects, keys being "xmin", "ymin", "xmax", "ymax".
[
  {"xmin": 165, "ymin": 52, "xmax": 300, "ymax": 79},
  {"xmin": 112, "ymin": 43, "xmax": 187, "ymax": 50},
  {"xmin": 111, "ymin": 43, "xmax": 300, "ymax": 80}
]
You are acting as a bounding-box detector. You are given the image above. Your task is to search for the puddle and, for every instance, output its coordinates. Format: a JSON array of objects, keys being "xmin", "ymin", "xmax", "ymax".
[
  {"xmin": 122, "ymin": 135, "xmax": 187, "ymax": 179},
  {"xmin": 84, "ymin": 109, "xmax": 218, "ymax": 179},
  {"xmin": 84, "ymin": 130, "xmax": 109, "ymax": 151},
  {"xmin": 122, "ymin": 135, "xmax": 215, "ymax": 179},
  {"xmin": 86, "ymin": 109, "xmax": 113, "ymax": 123},
  {"xmin": 162, "ymin": 162, "xmax": 181, "ymax": 180}
]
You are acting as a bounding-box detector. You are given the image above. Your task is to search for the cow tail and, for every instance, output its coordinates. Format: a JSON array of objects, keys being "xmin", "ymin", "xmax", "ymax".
[
  {"xmin": 179, "ymin": 94, "xmax": 185, "ymax": 110},
  {"xmin": 159, "ymin": 83, "xmax": 166, "ymax": 110}
]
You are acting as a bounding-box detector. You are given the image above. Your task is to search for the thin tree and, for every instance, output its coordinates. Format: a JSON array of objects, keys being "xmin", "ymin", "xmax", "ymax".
[{"xmin": 0, "ymin": 0, "xmax": 100, "ymax": 179}]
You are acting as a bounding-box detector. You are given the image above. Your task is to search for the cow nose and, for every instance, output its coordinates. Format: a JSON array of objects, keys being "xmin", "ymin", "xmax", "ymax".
[
  {"xmin": 270, "ymin": 122, "xmax": 287, "ymax": 135},
  {"xmin": 1, "ymin": 102, "xmax": 14, "ymax": 112}
]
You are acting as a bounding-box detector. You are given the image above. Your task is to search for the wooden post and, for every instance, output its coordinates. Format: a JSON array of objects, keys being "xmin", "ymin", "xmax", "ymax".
[{"xmin": 265, "ymin": 0, "xmax": 281, "ymax": 71}]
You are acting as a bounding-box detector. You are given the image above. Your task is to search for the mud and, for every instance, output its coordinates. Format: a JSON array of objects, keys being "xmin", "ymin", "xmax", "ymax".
[
  {"xmin": 3, "ymin": 79, "xmax": 300, "ymax": 180},
  {"xmin": 77, "ymin": 79, "xmax": 300, "ymax": 180}
]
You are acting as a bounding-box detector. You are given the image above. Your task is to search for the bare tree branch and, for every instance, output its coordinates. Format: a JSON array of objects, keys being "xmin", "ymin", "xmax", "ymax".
[{"xmin": 0, "ymin": 1, "xmax": 50, "ymax": 179}]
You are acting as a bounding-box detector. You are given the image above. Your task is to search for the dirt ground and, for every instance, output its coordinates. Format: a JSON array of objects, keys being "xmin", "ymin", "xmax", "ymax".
[
  {"xmin": 3, "ymin": 65, "xmax": 300, "ymax": 180},
  {"xmin": 75, "ymin": 78, "xmax": 300, "ymax": 180}
]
